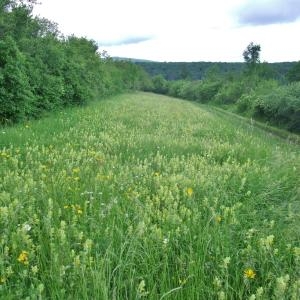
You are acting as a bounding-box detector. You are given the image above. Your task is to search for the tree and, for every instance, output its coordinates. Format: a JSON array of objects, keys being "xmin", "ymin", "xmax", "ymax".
[{"xmin": 243, "ymin": 42, "xmax": 261, "ymax": 70}]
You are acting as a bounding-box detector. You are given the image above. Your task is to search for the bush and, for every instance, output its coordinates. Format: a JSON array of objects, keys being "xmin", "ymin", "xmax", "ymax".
[
  {"xmin": 237, "ymin": 79, "xmax": 279, "ymax": 114},
  {"xmin": 152, "ymin": 75, "xmax": 169, "ymax": 94},
  {"xmin": 253, "ymin": 82, "xmax": 300, "ymax": 132},
  {"xmin": 0, "ymin": 36, "xmax": 34, "ymax": 123},
  {"xmin": 213, "ymin": 80, "xmax": 246, "ymax": 104},
  {"xmin": 195, "ymin": 81, "xmax": 222, "ymax": 103}
]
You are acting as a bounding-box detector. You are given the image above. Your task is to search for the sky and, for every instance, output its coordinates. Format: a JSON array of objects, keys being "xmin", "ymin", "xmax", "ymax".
[{"xmin": 33, "ymin": 0, "xmax": 300, "ymax": 62}]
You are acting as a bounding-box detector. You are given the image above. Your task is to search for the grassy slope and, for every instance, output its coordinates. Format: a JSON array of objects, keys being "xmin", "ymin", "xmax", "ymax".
[{"xmin": 0, "ymin": 92, "xmax": 299, "ymax": 299}]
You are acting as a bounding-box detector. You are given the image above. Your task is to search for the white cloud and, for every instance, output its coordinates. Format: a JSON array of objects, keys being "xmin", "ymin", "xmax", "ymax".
[
  {"xmin": 33, "ymin": 0, "xmax": 300, "ymax": 62},
  {"xmin": 236, "ymin": 0, "xmax": 300, "ymax": 25}
]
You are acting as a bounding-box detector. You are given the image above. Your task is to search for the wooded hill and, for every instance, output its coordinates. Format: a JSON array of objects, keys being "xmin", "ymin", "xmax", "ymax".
[{"xmin": 134, "ymin": 61, "xmax": 297, "ymax": 81}]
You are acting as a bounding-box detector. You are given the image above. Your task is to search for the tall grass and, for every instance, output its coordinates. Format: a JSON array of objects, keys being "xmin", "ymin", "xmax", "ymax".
[{"xmin": 0, "ymin": 92, "xmax": 299, "ymax": 299}]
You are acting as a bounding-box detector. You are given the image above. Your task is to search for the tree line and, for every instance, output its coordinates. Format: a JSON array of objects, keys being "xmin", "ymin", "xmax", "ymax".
[
  {"xmin": 0, "ymin": 0, "xmax": 150, "ymax": 124},
  {"xmin": 135, "ymin": 60, "xmax": 297, "ymax": 81}
]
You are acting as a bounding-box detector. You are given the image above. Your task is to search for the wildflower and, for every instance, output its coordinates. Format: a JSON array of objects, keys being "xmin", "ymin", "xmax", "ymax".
[
  {"xmin": 218, "ymin": 291, "xmax": 226, "ymax": 300},
  {"xmin": 274, "ymin": 275, "xmax": 290, "ymax": 298},
  {"xmin": 260, "ymin": 234, "xmax": 274, "ymax": 251},
  {"xmin": 163, "ymin": 237, "xmax": 169, "ymax": 245},
  {"xmin": 213, "ymin": 277, "xmax": 222, "ymax": 288},
  {"xmin": 187, "ymin": 187, "xmax": 193, "ymax": 197},
  {"xmin": 23, "ymin": 223, "xmax": 32, "ymax": 232},
  {"xmin": 72, "ymin": 167, "xmax": 80, "ymax": 174},
  {"xmin": 73, "ymin": 255, "xmax": 81, "ymax": 267},
  {"xmin": 215, "ymin": 215, "xmax": 222, "ymax": 223},
  {"xmin": 78, "ymin": 231, "xmax": 84, "ymax": 240},
  {"xmin": 74, "ymin": 204, "xmax": 83, "ymax": 215},
  {"xmin": 31, "ymin": 265, "xmax": 39, "ymax": 274},
  {"xmin": 84, "ymin": 239, "xmax": 93, "ymax": 251},
  {"xmin": 6, "ymin": 266, "xmax": 13, "ymax": 276},
  {"xmin": 293, "ymin": 247, "xmax": 300, "ymax": 257},
  {"xmin": 256, "ymin": 287, "xmax": 264, "ymax": 297},
  {"xmin": 179, "ymin": 278, "xmax": 187, "ymax": 286},
  {"xmin": 37, "ymin": 283, "xmax": 44, "ymax": 294},
  {"xmin": 0, "ymin": 277, "xmax": 6, "ymax": 284},
  {"xmin": 17, "ymin": 250, "xmax": 29, "ymax": 265},
  {"xmin": 137, "ymin": 279, "xmax": 149, "ymax": 297},
  {"xmin": 244, "ymin": 268, "xmax": 256, "ymax": 279},
  {"xmin": 222, "ymin": 256, "xmax": 231, "ymax": 269}
]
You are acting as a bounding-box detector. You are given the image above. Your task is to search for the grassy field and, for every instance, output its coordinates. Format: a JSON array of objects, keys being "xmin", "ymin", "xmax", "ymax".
[{"xmin": 0, "ymin": 92, "xmax": 299, "ymax": 299}]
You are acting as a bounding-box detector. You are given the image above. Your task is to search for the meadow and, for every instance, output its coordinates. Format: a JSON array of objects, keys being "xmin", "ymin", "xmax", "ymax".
[{"xmin": 0, "ymin": 92, "xmax": 299, "ymax": 299}]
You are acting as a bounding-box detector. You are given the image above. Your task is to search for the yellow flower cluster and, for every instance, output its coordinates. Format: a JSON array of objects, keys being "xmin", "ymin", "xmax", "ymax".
[
  {"xmin": 64, "ymin": 204, "xmax": 83, "ymax": 215},
  {"xmin": 244, "ymin": 268, "xmax": 256, "ymax": 279},
  {"xmin": 17, "ymin": 251, "xmax": 29, "ymax": 265}
]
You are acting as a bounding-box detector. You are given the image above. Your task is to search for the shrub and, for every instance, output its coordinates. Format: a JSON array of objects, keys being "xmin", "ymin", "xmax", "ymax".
[
  {"xmin": 0, "ymin": 36, "xmax": 34, "ymax": 123},
  {"xmin": 213, "ymin": 80, "xmax": 246, "ymax": 104},
  {"xmin": 152, "ymin": 75, "xmax": 169, "ymax": 94},
  {"xmin": 253, "ymin": 82, "xmax": 300, "ymax": 132}
]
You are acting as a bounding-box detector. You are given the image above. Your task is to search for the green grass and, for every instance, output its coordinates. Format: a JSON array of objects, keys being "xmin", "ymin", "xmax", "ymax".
[{"xmin": 0, "ymin": 92, "xmax": 299, "ymax": 299}]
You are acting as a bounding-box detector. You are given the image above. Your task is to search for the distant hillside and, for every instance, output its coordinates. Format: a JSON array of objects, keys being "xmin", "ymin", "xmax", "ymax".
[
  {"xmin": 134, "ymin": 61, "xmax": 297, "ymax": 80},
  {"xmin": 112, "ymin": 57, "xmax": 154, "ymax": 63}
]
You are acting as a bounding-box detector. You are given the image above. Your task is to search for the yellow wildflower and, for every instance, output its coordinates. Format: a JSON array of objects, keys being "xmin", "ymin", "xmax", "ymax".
[
  {"xmin": 215, "ymin": 215, "xmax": 222, "ymax": 223},
  {"xmin": 75, "ymin": 204, "xmax": 83, "ymax": 215},
  {"xmin": 187, "ymin": 187, "xmax": 193, "ymax": 197},
  {"xmin": 244, "ymin": 268, "xmax": 256, "ymax": 279},
  {"xmin": 179, "ymin": 278, "xmax": 188, "ymax": 286},
  {"xmin": 72, "ymin": 167, "xmax": 80, "ymax": 174},
  {"xmin": 0, "ymin": 277, "xmax": 6, "ymax": 284},
  {"xmin": 17, "ymin": 250, "xmax": 29, "ymax": 265}
]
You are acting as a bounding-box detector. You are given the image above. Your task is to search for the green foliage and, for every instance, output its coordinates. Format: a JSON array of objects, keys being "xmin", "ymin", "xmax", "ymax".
[
  {"xmin": 214, "ymin": 79, "xmax": 246, "ymax": 104},
  {"xmin": 286, "ymin": 61, "xmax": 300, "ymax": 82},
  {"xmin": 152, "ymin": 75, "xmax": 169, "ymax": 94},
  {"xmin": 253, "ymin": 82, "xmax": 300, "ymax": 132},
  {"xmin": 150, "ymin": 62, "xmax": 300, "ymax": 133},
  {"xmin": 0, "ymin": 36, "xmax": 34, "ymax": 123},
  {"xmin": 166, "ymin": 80, "xmax": 221, "ymax": 102},
  {"xmin": 236, "ymin": 80, "xmax": 279, "ymax": 114},
  {"xmin": 0, "ymin": 1, "xmax": 150, "ymax": 124}
]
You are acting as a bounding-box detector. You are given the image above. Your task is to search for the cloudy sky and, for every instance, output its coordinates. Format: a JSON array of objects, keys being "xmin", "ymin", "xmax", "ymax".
[{"xmin": 33, "ymin": 0, "xmax": 300, "ymax": 62}]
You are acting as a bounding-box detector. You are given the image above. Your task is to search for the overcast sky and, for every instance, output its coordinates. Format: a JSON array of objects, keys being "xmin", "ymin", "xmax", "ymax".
[{"xmin": 33, "ymin": 0, "xmax": 300, "ymax": 62}]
